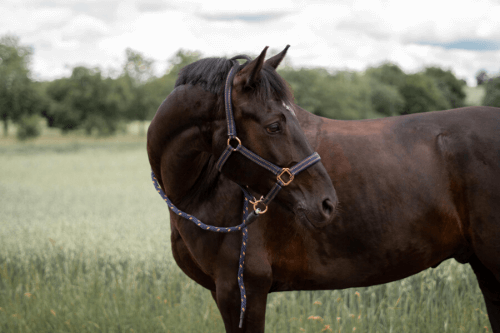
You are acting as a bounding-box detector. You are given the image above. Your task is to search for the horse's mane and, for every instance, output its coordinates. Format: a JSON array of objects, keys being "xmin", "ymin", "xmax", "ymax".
[{"xmin": 175, "ymin": 56, "xmax": 293, "ymax": 102}]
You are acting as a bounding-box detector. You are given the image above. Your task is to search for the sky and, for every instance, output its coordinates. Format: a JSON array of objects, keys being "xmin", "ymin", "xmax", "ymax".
[{"xmin": 1, "ymin": 0, "xmax": 500, "ymax": 86}]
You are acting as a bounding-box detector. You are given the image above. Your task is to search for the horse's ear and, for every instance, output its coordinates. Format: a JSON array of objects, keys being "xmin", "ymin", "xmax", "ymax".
[
  {"xmin": 234, "ymin": 46, "xmax": 268, "ymax": 88},
  {"xmin": 265, "ymin": 45, "xmax": 290, "ymax": 69}
]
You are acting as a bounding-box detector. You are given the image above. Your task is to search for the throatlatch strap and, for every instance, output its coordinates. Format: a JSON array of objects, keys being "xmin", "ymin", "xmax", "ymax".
[{"xmin": 216, "ymin": 145, "xmax": 234, "ymax": 172}]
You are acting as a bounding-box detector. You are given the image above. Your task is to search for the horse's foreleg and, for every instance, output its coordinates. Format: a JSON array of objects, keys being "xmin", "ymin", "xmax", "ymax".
[
  {"xmin": 470, "ymin": 255, "xmax": 500, "ymax": 332},
  {"xmin": 213, "ymin": 279, "xmax": 269, "ymax": 333}
]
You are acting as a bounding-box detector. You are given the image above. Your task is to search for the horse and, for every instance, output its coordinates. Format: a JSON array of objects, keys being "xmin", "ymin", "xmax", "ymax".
[{"xmin": 147, "ymin": 46, "xmax": 500, "ymax": 332}]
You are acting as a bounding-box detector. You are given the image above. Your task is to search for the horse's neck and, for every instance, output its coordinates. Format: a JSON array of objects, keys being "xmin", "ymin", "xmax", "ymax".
[
  {"xmin": 167, "ymin": 146, "xmax": 246, "ymax": 227},
  {"xmin": 159, "ymin": 125, "xmax": 222, "ymax": 211},
  {"xmin": 294, "ymin": 105, "xmax": 327, "ymax": 148},
  {"xmin": 148, "ymin": 85, "xmax": 242, "ymax": 220}
]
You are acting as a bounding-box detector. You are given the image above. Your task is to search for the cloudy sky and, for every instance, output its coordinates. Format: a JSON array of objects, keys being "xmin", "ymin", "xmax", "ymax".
[{"xmin": 2, "ymin": 0, "xmax": 500, "ymax": 85}]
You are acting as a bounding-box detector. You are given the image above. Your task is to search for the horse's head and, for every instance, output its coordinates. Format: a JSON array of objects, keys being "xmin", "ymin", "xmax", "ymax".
[{"xmin": 212, "ymin": 46, "xmax": 338, "ymax": 228}]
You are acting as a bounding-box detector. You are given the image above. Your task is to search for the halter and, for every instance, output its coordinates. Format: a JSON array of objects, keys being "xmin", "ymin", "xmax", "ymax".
[
  {"xmin": 215, "ymin": 64, "xmax": 321, "ymax": 211},
  {"xmin": 151, "ymin": 61, "xmax": 321, "ymax": 328}
]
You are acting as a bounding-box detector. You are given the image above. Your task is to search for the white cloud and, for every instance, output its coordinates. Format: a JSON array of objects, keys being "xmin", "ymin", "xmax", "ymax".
[
  {"xmin": 179, "ymin": 0, "xmax": 298, "ymax": 15},
  {"xmin": 1, "ymin": 5, "xmax": 72, "ymax": 35},
  {"xmin": 1, "ymin": 0, "xmax": 499, "ymax": 84},
  {"xmin": 61, "ymin": 14, "xmax": 110, "ymax": 42},
  {"xmin": 345, "ymin": 0, "xmax": 500, "ymax": 43}
]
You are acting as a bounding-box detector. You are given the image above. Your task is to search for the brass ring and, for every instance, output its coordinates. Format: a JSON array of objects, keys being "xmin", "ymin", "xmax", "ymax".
[
  {"xmin": 250, "ymin": 196, "xmax": 268, "ymax": 214},
  {"xmin": 227, "ymin": 137, "xmax": 242, "ymax": 151}
]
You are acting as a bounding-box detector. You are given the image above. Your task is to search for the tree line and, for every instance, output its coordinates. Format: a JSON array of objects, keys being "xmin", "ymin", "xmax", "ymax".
[{"xmin": 1, "ymin": 34, "xmax": 499, "ymax": 140}]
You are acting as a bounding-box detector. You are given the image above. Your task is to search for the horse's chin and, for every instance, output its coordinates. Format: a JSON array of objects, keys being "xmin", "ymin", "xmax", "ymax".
[{"xmin": 294, "ymin": 207, "xmax": 334, "ymax": 229}]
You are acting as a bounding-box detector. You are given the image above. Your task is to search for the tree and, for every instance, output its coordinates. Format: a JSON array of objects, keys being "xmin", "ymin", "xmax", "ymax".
[
  {"xmin": 120, "ymin": 49, "xmax": 202, "ymax": 135},
  {"xmin": 399, "ymin": 73, "xmax": 450, "ymax": 114},
  {"xmin": 123, "ymin": 48, "xmax": 154, "ymax": 85},
  {"xmin": 365, "ymin": 63, "xmax": 407, "ymax": 88},
  {"xmin": 167, "ymin": 49, "xmax": 202, "ymax": 77},
  {"xmin": 0, "ymin": 35, "xmax": 42, "ymax": 137},
  {"xmin": 366, "ymin": 63, "xmax": 460, "ymax": 115},
  {"xmin": 280, "ymin": 67, "xmax": 380, "ymax": 120},
  {"xmin": 120, "ymin": 49, "xmax": 158, "ymax": 135},
  {"xmin": 16, "ymin": 114, "xmax": 41, "ymax": 140},
  {"xmin": 43, "ymin": 77, "xmax": 79, "ymax": 131},
  {"xmin": 279, "ymin": 67, "xmax": 328, "ymax": 116},
  {"xmin": 364, "ymin": 63, "xmax": 409, "ymax": 116},
  {"xmin": 424, "ymin": 67, "xmax": 466, "ymax": 108},
  {"xmin": 368, "ymin": 79, "xmax": 405, "ymax": 117},
  {"xmin": 44, "ymin": 66, "xmax": 127, "ymax": 135}
]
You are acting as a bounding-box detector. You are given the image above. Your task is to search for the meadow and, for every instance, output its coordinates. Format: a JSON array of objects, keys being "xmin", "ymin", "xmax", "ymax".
[{"xmin": 0, "ymin": 134, "xmax": 492, "ymax": 332}]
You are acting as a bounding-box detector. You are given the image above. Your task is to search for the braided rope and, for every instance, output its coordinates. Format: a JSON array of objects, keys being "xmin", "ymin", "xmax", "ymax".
[{"xmin": 152, "ymin": 172, "xmax": 252, "ymax": 327}]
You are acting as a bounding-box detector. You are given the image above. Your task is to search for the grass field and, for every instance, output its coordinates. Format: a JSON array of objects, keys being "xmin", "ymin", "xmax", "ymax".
[{"xmin": 0, "ymin": 136, "xmax": 492, "ymax": 332}]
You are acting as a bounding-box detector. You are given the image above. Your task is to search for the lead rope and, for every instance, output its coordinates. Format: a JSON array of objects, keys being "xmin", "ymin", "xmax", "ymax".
[{"xmin": 151, "ymin": 173, "xmax": 258, "ymax": 328}]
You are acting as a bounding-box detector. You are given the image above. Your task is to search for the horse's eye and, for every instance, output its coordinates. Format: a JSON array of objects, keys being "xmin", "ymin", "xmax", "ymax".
[{"xmin": 266, "ymin": 122, "xmax": 281, "ymax": 134}]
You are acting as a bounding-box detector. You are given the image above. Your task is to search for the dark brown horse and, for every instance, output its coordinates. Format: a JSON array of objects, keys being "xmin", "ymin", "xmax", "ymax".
[{"xmin": 147, "ymin": 46, "xmax": 500, "ymax": 332}]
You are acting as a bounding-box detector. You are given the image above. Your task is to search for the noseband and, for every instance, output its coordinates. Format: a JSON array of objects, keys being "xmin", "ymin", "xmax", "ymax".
[{"xmin": 151, "ymin": 62, "xmax": 321, "ymax": 328}]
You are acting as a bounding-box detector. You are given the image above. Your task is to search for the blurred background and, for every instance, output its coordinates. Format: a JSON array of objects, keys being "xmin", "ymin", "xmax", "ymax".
[
  {"xmin": 1, "ymin": 1, "xmax": 498, "ymax": 332},
  {"xmin": 1, "ymin": 0, "xmax": 500, "ymax": 140}
]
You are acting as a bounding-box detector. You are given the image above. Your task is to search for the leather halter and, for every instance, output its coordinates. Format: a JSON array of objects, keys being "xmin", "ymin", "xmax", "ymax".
[
  {"xmin": 215, "ymin": 63, "xmax": 321, "ymax": 212},
  {"xmin": 151, "ymin": 61, "xmax": 321, "ymax": 328}
]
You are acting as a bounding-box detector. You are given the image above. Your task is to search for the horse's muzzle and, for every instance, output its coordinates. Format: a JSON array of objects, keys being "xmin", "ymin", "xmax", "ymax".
[{"xmin": 294, "ymin": 194, "xmax": 337, "ymax": 228}]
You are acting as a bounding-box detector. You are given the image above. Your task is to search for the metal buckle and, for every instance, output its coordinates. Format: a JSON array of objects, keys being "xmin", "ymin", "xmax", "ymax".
[
  {"xmin": 227, "ymin": 136, "xmax": 241, "ymax": 151},
  {"xmin": 277, "ymin": 168, "xmax": 294, "ymax": 186},
  {"xmin": 249, "ymin": 196, "xmax": 268, "ymax": 214}
]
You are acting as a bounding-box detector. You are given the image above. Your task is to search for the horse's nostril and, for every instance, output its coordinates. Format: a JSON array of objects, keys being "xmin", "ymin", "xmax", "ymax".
[{"xmin": 322, "ymin": 198, "xmax": 334, "ymax": 216}]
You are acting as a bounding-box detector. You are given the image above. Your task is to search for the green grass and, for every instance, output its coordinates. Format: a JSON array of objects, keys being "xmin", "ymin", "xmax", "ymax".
[{"xmin": 0, "ymin": 136, "xmax": 491, "ymax": 332}]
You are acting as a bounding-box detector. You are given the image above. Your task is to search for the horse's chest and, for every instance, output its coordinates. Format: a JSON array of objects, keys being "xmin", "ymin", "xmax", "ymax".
[{"xmin": 170, "ymin": 225, "xmax": 216, "ymax": 290}]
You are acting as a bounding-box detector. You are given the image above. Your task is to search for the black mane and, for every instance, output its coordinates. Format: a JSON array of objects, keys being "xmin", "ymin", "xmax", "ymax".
[{"xmin": 175, "ymin": 56, "xmax": 293, "ymax": 102}]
